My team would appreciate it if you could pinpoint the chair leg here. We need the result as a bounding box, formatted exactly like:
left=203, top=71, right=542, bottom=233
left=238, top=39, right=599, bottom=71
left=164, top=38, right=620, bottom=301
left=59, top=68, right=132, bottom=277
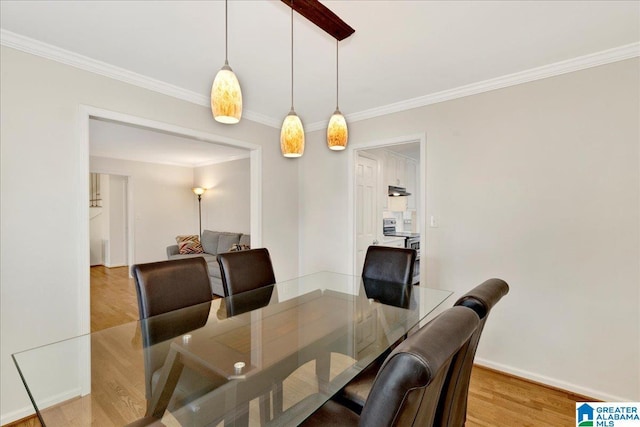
left=273, top=382, right=283, bottom=417
left=315, top=353, right=331, bottom=393
left=258, top=393, right=271, bottom=425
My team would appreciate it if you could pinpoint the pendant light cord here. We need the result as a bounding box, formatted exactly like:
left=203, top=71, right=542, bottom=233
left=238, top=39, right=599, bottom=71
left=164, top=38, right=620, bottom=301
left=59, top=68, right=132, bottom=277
left=225, top=0, right=229, bottom=64
left=336, top=39, right=339, bottom=110
left=290, top=3, right=294, bottom=110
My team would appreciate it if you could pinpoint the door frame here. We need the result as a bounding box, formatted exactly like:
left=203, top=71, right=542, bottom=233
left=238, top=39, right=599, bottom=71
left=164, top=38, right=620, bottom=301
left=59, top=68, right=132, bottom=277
left=355, top=152, right=382, bottom=276
left=347, top=133, right=427, bottom=276
left=78, top=105, right=263, bottom=337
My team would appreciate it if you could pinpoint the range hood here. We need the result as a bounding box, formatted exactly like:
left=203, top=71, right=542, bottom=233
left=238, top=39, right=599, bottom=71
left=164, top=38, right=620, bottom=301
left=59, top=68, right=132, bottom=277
left=388, top=185, right=411, bottom=197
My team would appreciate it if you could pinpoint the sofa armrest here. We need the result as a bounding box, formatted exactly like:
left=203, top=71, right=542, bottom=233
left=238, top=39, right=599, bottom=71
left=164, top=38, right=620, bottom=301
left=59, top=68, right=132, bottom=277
left=166, top=245, right=179, bottom=258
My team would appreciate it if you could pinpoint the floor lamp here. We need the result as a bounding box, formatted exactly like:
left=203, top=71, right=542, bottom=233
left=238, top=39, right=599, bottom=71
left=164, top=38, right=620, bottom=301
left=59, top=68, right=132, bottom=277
left=192, top=187, right=206, bottom=238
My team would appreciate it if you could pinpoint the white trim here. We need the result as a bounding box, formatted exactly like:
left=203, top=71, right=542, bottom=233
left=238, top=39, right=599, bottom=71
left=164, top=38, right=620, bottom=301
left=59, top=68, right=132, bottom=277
left=125, top=176, right=135, bottom=273
left=307, top=42, right=640, bottom=129
left=103, top=263, right=128, bottom=269
left=475, top=358, right=633, bottom=402
left=0, top=29, right=280, bottom=129
left=249, top=148, right=263, bottom=248
left=78, top=107, right=91, bottom=335
left=3, top=29, right=637, bottom=130
left=347, top=133, right=427, bottom=275
left=0, top=387, right=82, bottom=425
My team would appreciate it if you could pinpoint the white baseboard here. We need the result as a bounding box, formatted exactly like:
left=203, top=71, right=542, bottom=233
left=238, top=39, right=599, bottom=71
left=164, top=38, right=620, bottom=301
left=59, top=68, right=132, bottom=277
left=1, top=405, right=36, bottom=426
left=0, top=387, right=81, bottom=425
left=104, top=263, right=127, bottom=268
left=475, top=357, right=632, bottom=402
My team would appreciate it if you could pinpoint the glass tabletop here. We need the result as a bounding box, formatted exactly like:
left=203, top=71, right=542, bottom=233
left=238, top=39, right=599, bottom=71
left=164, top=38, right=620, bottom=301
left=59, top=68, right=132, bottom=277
left=13, top=271, right=452, bottom=426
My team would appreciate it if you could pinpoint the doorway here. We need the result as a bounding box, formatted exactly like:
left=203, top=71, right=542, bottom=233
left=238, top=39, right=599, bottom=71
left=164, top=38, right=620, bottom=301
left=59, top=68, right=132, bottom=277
left=350, top=134, right=425, bottom=279
left=78, top=105, right=263, bottom=335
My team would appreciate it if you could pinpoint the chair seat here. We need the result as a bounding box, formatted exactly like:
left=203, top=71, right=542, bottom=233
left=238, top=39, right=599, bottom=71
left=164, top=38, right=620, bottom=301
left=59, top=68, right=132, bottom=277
left=336, top=359, right=380, bottom=412
left=300, top=400, right=361, bottom=426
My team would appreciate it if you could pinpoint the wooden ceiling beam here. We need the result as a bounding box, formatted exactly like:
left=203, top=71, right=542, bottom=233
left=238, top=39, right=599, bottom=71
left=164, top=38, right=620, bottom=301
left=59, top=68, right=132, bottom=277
left=281, top=0, right=355, bottom=41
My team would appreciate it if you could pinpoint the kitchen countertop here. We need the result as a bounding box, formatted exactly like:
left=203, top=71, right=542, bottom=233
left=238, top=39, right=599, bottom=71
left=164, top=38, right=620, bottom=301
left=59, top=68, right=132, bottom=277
left=383, top=232, right=420, bottom=238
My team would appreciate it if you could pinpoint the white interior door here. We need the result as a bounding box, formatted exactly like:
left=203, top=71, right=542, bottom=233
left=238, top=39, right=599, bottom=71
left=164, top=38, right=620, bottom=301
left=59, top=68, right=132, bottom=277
left=356, top=155, right=379, bottom=275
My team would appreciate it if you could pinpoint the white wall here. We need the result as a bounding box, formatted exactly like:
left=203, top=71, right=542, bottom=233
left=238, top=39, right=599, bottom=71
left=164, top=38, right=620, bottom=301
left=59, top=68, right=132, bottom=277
left=194, top=158, right=251, bottom=235
left=299, top=59, right=640, bottom=401
left=0, top=46, right=299, bottom=423
left=107, top=174, right=127, bottom=267
left=91, top=156, right=195, bottom=264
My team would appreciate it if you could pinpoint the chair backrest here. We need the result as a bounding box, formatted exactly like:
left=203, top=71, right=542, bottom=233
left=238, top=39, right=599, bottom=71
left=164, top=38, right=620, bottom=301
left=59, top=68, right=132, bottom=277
left=217, top=248, right=276, bottom=297
left=362, top=245, right=416, bottom=285
left=132, top=257, right=212, bottom=319
left=435, top=278, right=510, bottom=427
left=363, top=277, right=414, bottom=309
left=131, top=257, right=213, bottom=401
left=359, top=306, right=479, bottom=427
left=220, top=285, right=276, bottom=318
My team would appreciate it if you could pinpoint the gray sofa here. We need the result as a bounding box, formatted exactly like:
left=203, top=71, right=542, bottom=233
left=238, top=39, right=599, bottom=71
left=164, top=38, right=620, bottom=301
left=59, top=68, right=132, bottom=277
left=166, top=230, right=250, bottom=297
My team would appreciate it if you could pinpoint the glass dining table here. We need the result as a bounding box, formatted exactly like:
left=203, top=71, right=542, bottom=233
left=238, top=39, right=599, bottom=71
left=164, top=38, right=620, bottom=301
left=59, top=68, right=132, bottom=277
left=13, top=271, right=452, bottom=426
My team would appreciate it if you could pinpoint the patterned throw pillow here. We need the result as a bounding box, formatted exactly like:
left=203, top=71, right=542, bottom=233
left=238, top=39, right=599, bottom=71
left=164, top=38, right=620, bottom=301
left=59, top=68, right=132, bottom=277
left=176, top=235, right=204, bottom=254
left=229, top=243, right=251, bottom=252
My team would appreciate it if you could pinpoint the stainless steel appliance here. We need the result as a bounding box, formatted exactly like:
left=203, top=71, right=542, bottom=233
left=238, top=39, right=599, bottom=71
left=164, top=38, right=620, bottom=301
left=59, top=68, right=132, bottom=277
left=388, top=186, right=411, bottom=197
left=382, top=218, right=420, bottom=284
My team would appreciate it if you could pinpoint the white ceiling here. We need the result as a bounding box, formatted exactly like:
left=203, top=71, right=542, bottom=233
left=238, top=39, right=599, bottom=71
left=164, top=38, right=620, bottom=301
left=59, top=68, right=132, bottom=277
left=1, top=1, right=639, bottom=131
left=90, top=119, right=249, bottom=167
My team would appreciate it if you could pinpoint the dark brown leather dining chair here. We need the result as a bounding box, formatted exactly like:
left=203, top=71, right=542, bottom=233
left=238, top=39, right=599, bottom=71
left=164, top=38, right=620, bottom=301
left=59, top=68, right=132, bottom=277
left=132, top=257, right=212, bottom=319
left=217, top=248, right=276, bottom=297
left=333, top=245, right=418, bottom=413
left=131, top=258, right=222, bottom=417
left=216, top=247, right=280, bottom=421
left=300, top=306, right=479, bottom=427
left=362, top=245, right=416, bottom=285
left=435, top=278, right=510, bottom=427
left=336, top=277, right=510, bottom=422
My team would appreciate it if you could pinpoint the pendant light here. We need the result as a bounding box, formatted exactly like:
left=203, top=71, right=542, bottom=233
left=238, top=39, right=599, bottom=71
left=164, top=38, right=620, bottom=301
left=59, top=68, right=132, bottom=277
left=211, top=0, right=242, bottom=124
left=280, top=1, right=305, bottom=158
left=327, top=39, right=348, bottom=150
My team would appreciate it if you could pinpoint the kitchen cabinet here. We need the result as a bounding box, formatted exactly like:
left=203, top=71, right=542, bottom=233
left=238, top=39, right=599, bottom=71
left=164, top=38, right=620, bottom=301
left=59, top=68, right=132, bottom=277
left=386, top=154, right=406, bottom=187
left=382, top=152, right=417, bottom=212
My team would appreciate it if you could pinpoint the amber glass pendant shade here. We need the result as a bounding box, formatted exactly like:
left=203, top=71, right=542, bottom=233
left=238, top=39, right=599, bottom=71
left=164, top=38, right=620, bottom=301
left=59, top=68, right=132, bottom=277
left=211, top=63, right=242, bottom=124
left=327, top=109, right=348, bottom=150
left=280, top=110, right=305, bottom=158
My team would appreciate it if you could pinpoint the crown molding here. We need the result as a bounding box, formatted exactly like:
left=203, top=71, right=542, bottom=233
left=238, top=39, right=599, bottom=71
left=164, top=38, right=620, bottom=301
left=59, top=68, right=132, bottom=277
left=3, top=29, right=638, bottom=131
left=342, top=42, right=640, bottom=124
left=0, top=29, right=281, bottom=129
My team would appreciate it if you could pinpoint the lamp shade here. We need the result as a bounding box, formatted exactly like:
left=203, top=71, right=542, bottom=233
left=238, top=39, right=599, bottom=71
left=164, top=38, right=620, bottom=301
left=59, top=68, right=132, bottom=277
left=280, top=111, right=305, bottom=158
left=192, top=187, right=206, bottom=196
left=327, top=109, right=348, bottom=150
left=211, top=64, right=242, bottom=124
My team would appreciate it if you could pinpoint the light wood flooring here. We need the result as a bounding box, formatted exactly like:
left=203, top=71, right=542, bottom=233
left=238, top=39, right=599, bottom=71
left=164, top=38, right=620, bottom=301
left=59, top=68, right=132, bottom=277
left=6, top=265, right=590, bottom=427
left=90, top=265, right=139, bottom=332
